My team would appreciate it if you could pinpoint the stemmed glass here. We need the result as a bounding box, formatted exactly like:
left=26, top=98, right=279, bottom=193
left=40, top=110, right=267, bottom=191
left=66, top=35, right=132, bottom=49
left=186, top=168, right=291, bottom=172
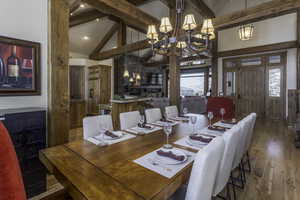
left=163, top=124, right=173, bottom=149
left=183, top=107, right=188, bottom=116
left=140, top=114, right=145, bottom=125
left=190, top=116, right=197, bottom=134
left=220, top=108, right=226, bottom=121
left=208, top=112, right=214, bottom=127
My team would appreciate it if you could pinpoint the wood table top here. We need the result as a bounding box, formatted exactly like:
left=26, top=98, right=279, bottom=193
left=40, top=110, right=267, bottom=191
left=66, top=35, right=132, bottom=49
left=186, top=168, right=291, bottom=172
left=40, top=114, right=209, bottom=200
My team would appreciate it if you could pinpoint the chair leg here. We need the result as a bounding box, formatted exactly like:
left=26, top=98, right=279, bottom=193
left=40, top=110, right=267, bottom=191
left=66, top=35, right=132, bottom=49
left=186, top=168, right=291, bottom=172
left=230, top=165, right=245, bottom=190
left=230, top=175, right=237, bottom=200
left=226, top=184, right=232, bottom=200
left=240, top=163, right=247, bottom=184
left=242, top=151, right=252, bottom=173
left=246, top=151, right=252, bottom=173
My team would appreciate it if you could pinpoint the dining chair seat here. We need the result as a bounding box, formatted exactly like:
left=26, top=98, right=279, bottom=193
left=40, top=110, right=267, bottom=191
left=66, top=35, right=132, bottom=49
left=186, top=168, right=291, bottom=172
left=0, top=122, right=27, bottom=200
left=145, top=108, right=162, bottom=123
left=170, top=137, right=225, bottom=200
left=83, top=115, right=114, bottom=140
left=165, top=105, right=179, bottom=119
left=120, top=111, right=141, bottom=130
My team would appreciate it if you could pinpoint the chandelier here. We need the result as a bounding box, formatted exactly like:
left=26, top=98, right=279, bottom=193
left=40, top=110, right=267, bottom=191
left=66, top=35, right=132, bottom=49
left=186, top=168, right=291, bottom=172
left=146, top=0, right=215, bottom=57
left=238, top=0, right=254, bottom=41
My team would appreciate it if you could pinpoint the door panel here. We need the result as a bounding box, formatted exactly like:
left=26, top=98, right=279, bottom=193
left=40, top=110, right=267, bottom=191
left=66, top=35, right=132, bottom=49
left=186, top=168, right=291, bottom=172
left=237, top=66, right=265, bottom=117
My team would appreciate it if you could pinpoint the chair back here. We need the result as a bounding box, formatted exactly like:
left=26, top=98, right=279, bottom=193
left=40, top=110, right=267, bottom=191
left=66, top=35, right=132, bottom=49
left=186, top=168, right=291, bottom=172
left=120, top=111, right=141, bottom=130
left=213, top=125, right=241, bottom=196
left=232, top=115, right=252, bottom=169
left=145, top=108, right=162, bottom=123
left=165, top=105, right=179, bottom=118
left=207, top=97, right=234, bottom=119
left=83, top=115, right=113, bottom=139
left=185, top=137, right=225, bottom=200
left=0, top=122, right=27, bottom=200
left=244, top=113, right=257, bottom=153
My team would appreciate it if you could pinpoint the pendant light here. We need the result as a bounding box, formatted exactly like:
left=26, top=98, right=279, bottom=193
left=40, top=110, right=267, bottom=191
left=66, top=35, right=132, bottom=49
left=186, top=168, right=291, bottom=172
left=238, top=0, right=254, bottom=41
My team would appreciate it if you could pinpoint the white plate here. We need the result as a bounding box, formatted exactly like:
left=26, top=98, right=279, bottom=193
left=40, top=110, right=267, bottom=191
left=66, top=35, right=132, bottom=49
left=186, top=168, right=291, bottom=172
left=100, top=131, right=123, bottom=140
left=154, top=149, right=187, bottom=165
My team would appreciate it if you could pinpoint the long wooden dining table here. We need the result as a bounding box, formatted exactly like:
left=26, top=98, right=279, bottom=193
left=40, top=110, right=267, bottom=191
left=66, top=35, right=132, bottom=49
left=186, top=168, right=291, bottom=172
left=39, top=114, right=209, bottom=200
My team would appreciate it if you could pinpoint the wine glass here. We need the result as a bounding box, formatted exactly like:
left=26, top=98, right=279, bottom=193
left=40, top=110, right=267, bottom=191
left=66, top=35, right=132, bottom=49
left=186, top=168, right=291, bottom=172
left=190, top=116, right=197, bottom=134
left=183, top=107, right=188, bottom=117
left=163, top=124, right=173, bottom=149
left=140, top=114, right=145, bottom=124
left=208, top=112, right=214, bottom=127
left=220, top=108, right=226, bottom=121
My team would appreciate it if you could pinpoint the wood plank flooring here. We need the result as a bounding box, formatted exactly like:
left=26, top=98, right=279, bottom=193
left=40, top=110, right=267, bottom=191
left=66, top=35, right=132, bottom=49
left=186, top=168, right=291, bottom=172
left=37, top=119, right=299, bottom=200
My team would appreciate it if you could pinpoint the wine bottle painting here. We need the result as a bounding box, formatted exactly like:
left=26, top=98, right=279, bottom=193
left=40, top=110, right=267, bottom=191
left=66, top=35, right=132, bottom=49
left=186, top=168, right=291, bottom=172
left=0, top=36, right=40, bottom=96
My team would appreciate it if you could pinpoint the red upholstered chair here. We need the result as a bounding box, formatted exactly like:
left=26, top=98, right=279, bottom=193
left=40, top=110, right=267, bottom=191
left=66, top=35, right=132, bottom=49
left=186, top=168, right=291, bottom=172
left=207, top=97, right=235, bottom=119
left=0, top=122, right=26, bottom=200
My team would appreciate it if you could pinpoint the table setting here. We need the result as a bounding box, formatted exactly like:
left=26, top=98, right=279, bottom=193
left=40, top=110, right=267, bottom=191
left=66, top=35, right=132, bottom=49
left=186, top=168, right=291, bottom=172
left=86, top=129, right=136, bottom=146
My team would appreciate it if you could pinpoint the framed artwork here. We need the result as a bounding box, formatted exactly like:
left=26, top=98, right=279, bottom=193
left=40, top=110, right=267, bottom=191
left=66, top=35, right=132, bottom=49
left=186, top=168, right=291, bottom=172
left=0, top=36, right=41, bottom=96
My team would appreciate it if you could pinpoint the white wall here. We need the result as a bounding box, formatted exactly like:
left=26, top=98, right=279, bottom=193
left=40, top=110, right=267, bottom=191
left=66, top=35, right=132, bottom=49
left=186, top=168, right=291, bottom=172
left=217, top=13, right=298, bottom=118
left=0, top=0, right=48, bottom=109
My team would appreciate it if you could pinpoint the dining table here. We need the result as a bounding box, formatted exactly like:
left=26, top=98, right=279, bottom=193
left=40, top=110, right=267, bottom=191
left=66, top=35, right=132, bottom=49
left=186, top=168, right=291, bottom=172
left=39, top=114, right=212, bottom=200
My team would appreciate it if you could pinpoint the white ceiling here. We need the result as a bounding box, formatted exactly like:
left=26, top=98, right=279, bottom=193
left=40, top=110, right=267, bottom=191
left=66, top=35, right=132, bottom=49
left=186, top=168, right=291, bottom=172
left=69, top=0, right=272, bottom=57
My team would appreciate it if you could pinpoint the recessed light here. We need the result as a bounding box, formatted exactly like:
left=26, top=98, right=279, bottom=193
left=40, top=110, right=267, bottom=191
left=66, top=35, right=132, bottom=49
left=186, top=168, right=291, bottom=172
left=82, top=36, right=90, bottom=40
left=80, top=3, right=85, bottom=8
left=70, top=12, right=73, bottom=16
left=96, top=18, right=100, bottom=22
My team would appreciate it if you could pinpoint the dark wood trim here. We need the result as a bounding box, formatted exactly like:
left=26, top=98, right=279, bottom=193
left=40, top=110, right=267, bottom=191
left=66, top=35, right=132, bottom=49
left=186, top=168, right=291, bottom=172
left=70, top=9, right=106, bottom=28
left=211, top=0, right=300, bottom=30
left=90, top=39, right=150, bottom=60
left=82, top=0, right=159, bottom=33
left=48, top=0, right=70, bottom=146
left=70, top=0, right=81, bottom=14
left=218, top=41, right=298, bottom=58
left=90, top=23, right=119, bottom=57
left=186, top=0, right=215, bottom=18
left=211, top=31, right=218, bottom=96
left=297, top=9, right=300, bottom=90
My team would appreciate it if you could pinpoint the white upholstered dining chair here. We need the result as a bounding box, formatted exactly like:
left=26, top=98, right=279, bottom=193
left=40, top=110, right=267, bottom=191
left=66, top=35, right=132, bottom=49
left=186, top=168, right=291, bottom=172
left=170, top=137, right=225, bottom=200
left=165, top=105, right=179, bottom=119
left=145, top=108, right=162, bottom=123
left=213, top=125, right=241, bottom=198
left=83, top=115, right=113, bottom=140
left=119, top=111, right=141, bottom=130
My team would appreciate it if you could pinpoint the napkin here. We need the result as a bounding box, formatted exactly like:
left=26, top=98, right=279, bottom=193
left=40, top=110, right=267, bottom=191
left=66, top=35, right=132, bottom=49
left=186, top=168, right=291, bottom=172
left=208, top=126, right=226, bottom=132
left=104, top=130, right=121, bottom=138
left=221, top=120, right=237, bottom=125
left=156, top=150, right=185, bottom=161
left=189, top=134, right=213, bottom=143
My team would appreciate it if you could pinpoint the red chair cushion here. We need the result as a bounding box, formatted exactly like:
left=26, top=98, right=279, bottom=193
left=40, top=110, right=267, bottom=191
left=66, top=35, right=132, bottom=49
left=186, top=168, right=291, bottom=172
left=0, top=122, right=26, bottom=200
left=207, top=97, right=235, bottom=119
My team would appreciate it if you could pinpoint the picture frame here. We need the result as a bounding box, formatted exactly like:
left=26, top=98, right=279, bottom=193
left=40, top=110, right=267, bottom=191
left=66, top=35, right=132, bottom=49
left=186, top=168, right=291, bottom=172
left=0, top=36, right=41, bottom=96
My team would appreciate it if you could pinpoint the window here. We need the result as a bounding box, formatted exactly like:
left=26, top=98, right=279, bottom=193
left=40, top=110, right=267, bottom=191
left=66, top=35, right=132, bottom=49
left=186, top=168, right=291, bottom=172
left=268, top=68, right=281, bottom=97
left=225, top=71, right=236, bottom=96
left=180, top=73, right=205, bottom=96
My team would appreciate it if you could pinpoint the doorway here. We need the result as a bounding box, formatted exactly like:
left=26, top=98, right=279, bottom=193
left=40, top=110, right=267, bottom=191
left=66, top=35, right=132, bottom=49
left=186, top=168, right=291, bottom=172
left=223, top=52, right=286, bottom=120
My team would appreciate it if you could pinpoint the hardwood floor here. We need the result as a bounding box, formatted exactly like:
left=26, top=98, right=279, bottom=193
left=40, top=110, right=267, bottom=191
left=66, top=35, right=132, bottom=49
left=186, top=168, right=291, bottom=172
left=39, top=119, right=299, bottom=200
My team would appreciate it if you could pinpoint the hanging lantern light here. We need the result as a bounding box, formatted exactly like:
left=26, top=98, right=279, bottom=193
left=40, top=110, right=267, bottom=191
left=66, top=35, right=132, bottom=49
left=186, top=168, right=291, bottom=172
left=238, top=24, right=254, bottom=41
left=123, top=69, right=129, bottom=78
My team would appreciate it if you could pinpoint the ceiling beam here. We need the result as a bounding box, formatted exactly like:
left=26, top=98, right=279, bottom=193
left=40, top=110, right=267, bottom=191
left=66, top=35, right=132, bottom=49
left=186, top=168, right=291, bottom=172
left=186, top=0, right=215, bottom=18
left=90, top=23, right=120, bottom=57
left=212, top=0, right=300, bottom=30
left=70, top=0, right=81, bottom=13
left=158, top=0, right=176, bottom=8
left=70, top=9, right=106, bottom=27
left=82, top=0, right=160, bottom=32
left=89, top=39, right=151, bottom=60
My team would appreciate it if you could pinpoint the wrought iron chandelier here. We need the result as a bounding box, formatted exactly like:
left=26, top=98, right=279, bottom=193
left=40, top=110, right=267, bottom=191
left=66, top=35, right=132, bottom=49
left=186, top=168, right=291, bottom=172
left=238, top=0, right=254, bottom=41
left=146, top=0, right=215, bottom=57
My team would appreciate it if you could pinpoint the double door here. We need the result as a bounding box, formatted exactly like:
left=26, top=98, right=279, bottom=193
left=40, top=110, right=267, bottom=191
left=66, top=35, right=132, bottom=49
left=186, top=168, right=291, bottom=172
left=223, top=52, right=286, bottom=120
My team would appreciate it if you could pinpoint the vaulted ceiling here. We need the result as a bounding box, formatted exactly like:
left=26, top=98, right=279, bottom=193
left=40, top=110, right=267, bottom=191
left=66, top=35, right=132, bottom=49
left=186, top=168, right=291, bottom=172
left=69, top=0, right=272, bottom=58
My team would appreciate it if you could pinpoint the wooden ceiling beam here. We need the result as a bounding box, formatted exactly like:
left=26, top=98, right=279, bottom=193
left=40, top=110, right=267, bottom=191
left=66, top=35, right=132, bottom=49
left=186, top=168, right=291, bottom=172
left=70, top=0, right=82, bottom=13
left=70, top=9, right=106, bottom=27
left=212, top=0, right=300, bottom=30
left=82, top=0, right=160, bottom=32
left=186, top=0, right=215, bottom=18
left=158, top=0, right=176, bottom=8
left=90, top=23, right=120, bottom=57
left=89, top=39, right=150, bottom=60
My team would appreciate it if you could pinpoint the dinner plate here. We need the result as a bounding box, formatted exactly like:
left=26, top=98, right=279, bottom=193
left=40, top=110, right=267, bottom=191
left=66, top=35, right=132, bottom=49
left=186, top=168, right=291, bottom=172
left=99, top=131, right=124, bottom=140
left=153, top=149, right=187, bottom=165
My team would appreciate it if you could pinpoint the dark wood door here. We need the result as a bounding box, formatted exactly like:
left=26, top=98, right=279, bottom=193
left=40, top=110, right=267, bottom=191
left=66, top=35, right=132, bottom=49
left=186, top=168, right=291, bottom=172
left=237, top=65, right=265, bottom=117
